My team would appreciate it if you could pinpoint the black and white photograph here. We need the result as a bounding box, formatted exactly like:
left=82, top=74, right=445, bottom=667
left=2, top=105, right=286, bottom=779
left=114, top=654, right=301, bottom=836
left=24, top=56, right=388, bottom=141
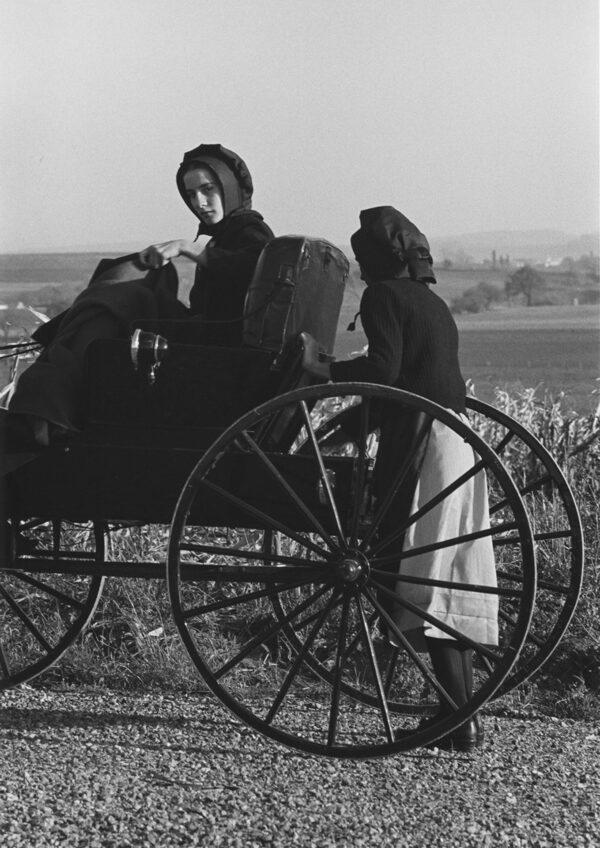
left=1, top=1, right=598, bottom=845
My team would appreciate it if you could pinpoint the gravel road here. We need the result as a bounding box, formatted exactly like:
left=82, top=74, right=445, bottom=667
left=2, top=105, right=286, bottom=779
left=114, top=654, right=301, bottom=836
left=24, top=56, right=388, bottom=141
left=1, top=685, right=598, bottom=847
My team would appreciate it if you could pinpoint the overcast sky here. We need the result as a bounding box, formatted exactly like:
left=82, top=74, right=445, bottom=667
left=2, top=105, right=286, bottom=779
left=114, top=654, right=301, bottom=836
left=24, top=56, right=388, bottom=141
left=1, top=0, right=598, bottom=252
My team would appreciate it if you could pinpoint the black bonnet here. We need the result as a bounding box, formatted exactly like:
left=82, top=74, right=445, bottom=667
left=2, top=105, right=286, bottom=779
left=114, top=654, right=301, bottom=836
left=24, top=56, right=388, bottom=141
left=176, top=144, right=254, bottom=222
left=351, top=206, right=436, bottom=284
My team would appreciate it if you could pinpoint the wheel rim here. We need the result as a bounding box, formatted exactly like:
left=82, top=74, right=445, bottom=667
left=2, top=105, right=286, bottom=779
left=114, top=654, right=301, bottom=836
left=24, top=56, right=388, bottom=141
left=168, top=384, right=536, bottom=757
left=466, top=397, right=584, bottom=695
left=0, top=519, right=105, bottom=689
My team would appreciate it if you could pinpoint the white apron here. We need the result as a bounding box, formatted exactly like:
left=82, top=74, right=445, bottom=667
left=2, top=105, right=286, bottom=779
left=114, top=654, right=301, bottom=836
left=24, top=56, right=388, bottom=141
left=391, top=414, right=499, bottom=649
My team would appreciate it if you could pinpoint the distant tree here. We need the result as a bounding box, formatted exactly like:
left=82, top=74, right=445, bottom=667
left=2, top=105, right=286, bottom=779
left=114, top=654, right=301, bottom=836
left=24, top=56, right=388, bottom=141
left=453, top=248, right=474, bottom=268
left=450, top=281, right=503, bottom=314
left=33, top=285, right=72, bottom=318
left=505, top=265, right=547, bottom=306
left=0, top=306, right=39, bottom=343
left=575, top=253, right=600, bottom=284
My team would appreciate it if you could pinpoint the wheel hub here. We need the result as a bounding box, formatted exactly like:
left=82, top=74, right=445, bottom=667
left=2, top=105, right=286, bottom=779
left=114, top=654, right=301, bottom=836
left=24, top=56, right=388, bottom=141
left=335, top=551, right=370, bottom=585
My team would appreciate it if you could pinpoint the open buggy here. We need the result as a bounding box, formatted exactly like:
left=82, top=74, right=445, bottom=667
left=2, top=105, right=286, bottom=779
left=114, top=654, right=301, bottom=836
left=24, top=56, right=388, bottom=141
left=1, top=236, right=584, bottom=757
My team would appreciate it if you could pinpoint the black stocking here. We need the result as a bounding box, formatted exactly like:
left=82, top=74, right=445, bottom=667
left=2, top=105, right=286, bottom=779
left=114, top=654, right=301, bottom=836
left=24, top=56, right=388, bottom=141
left=426, top=637, right=473, bottom=712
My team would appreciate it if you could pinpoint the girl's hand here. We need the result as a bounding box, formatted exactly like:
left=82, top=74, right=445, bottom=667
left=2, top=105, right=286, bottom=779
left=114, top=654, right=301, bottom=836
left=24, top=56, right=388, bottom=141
left=301, top=332, right=331, bottom=380
left=138, top=239, right=206, bottom=269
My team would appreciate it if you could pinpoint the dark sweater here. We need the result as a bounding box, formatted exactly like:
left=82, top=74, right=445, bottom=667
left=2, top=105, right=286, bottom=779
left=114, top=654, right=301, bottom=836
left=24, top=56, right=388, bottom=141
left=330, top=277, right=466, bottom=413
left=189, top=209, right=274, bottom=345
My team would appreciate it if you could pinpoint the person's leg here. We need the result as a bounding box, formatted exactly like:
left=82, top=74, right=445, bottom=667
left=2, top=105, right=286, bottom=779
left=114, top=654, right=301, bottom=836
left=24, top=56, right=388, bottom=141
left=424, top=636, right=484, bottom=751
left=7, top=260, right=181, bottom=447
left=8, top=310, right=124, bottom=444
left=426, top=637, right=471, bottom=708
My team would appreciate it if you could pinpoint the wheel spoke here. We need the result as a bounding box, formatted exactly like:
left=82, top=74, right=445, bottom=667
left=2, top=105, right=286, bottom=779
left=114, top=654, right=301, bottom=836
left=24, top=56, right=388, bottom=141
left=340, top=607, right=379, bottom=666
left=182, top=578, right=316, bottom=620
left=291, top=592, right=345, bottom=632
left=264, top=590, right=342, bottom=725
left=370, top=568, right=523, bottom=599
left=518, top=472, right=553, bottom=498
left=180, top=562, right=326, bottom=584
left=355, top=594, right=394, bottom=743
left=363, top=588, right=459, bottom=711
left=498, top=607, right=547, bottom=648
left=372, top=520, right=518, bottom=568
left=0, top=642, right=11, bottom=678
left=179, top=541, right=326, bottom=569
left=348, top=399, right=372, bottom=548
left=299, top=401, right=346, bottom=544
left=368, top=458, right=488, bottom=557
left=475, top=651, right=495, bottom=675
left=383, top=645, right=400, bottom=697
left=0, top=585, right=53, bottom=653
left=213, top=583, right=334, bottom=680
left=492, top=429, right=517, bottom=455
left=327, top=592, right=351, bottom=748
left=193, top=478, right=330, bottom=560
left=235, top=430, right=341, bottom=552
left=361, top=416, right=431, bottom=550
left=496, top=570, right=571, bottom=595
left=490, top=472, right=554, bottom=515
left=532, top=529, right=573, bottom=542
left=369, top=578, right=502, bottom=662
left=493, top=534, right=532, bottom=547
left=8, top=571, right=85, bottom=609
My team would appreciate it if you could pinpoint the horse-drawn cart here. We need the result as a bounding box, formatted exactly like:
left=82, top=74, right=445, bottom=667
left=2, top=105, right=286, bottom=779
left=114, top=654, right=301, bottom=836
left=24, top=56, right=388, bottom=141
left=1, top=237, right=584, bottom=757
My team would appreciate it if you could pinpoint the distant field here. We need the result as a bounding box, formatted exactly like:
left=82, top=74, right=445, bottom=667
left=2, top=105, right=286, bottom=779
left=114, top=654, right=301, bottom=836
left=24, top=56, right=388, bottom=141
left=433, top=267, right=509, bottom=302
left=1, top=253, right=598, bottom=415
left=335, top=301, right=599, bottom=415
left=0, top=252, right=197, bottom=306
left=0, top=255, right=535, bottom=307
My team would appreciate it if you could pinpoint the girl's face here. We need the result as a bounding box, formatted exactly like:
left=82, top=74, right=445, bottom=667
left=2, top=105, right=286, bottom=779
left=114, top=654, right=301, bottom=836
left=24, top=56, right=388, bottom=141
left=183, top=167, right=225, bottom=224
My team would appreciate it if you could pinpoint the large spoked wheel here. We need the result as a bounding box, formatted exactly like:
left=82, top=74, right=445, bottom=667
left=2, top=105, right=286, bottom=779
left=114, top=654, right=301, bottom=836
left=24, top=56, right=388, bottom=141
left=294, top=395, right=584, bottom=698
left=465, top=398, right=584, bottom=696
left=0, top=518, right=105, bottom=689
left=168, top=384, right=536, bottom=758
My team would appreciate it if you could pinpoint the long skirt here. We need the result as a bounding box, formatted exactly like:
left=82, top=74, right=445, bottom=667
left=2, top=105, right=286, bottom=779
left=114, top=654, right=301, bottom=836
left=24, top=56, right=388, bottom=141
left=390, top=414, right=499, bottom=650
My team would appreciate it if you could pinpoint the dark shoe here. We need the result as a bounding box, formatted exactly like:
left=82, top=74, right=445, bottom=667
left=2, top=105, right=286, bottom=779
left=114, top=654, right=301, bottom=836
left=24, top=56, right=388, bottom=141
left=395, top=713, right=484, bottom=752
left=432, top=714, right=484, bottom=752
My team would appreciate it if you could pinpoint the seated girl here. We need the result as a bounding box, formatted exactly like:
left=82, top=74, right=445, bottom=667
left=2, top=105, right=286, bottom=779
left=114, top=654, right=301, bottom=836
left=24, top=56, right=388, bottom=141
left=5, top=143, right=274, bottom=446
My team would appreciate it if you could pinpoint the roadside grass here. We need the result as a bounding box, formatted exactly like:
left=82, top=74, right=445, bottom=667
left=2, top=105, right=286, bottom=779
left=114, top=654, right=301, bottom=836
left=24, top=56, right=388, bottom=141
left=472, top=386, right=600, bottom=719
left=21, top=385, right=600, bottom=721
